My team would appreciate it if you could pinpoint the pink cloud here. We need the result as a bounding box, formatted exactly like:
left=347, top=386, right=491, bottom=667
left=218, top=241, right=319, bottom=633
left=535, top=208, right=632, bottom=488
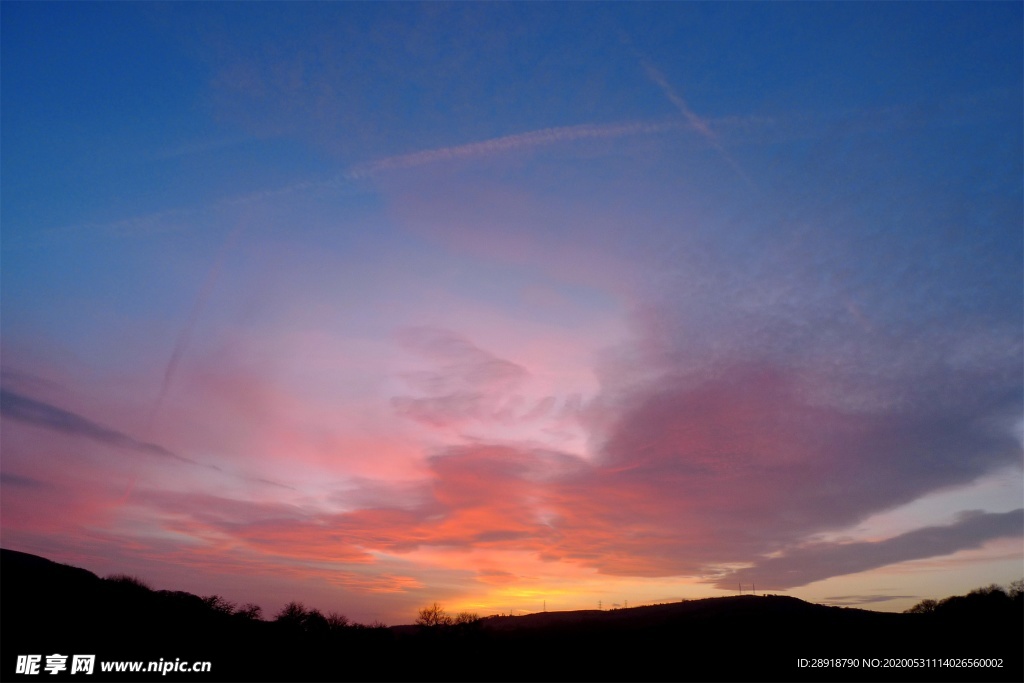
left=4, top=291, right=1018, bottom=623
left=391, top=327, right=530, bottom=429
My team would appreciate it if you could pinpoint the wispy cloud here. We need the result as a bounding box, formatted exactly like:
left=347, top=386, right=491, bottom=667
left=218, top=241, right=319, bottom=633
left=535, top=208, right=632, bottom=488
left=391, top=327, right=530, bottom=429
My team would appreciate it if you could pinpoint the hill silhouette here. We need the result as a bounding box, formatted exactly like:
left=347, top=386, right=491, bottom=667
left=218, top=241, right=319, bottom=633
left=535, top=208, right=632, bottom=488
left=2, top=548, right=1021, bottom=682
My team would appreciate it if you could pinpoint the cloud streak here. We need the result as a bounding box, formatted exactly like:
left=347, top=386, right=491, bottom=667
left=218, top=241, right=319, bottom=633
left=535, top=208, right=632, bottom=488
left=0, top=389, right=197, bottom=466
left=716, top=509, right=1024, bottom=590
left=0, top=472, right=48, bottom=489
left=0, top=388, right=294, bottom=488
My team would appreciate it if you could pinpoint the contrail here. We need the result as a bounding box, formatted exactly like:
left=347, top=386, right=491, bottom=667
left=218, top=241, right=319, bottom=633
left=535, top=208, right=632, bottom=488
left=346, top=119, right=681, bottom=179
left=641, top=60, right=756, bottom=188
left=148, top=222, right=245, bottom=431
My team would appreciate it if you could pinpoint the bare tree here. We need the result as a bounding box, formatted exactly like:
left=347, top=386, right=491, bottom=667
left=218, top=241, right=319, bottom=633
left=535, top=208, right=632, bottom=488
left=415, top=602, right=453, bottom=627
left=326, top=611, right=350, bottom=630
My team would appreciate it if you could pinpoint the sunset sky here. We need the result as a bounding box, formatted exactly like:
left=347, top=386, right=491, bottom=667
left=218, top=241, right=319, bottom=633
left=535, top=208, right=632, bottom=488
left=2, top=2, right=1022, bottom=625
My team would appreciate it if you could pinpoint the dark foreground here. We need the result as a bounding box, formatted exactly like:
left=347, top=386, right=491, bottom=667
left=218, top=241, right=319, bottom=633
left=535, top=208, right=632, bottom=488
left=2, top=549, right=1021, bottom=682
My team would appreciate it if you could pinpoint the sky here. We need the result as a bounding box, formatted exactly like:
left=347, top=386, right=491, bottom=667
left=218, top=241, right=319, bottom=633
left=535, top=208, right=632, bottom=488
left=1, top=2, right=1022, bottom=625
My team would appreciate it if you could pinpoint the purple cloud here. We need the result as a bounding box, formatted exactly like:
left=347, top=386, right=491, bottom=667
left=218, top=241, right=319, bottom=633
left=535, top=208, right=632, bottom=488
left=716, top=509, right=1024, bottom=590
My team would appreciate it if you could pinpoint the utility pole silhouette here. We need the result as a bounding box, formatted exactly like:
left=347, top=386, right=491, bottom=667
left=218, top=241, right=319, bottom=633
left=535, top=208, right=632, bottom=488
left=598, top=600, right=602, bottom=610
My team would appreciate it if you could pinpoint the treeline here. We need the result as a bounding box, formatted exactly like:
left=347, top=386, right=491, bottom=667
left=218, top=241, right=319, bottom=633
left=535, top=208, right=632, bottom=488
left=4, top=549, right=1022, bottom=682
left=905, top=580, right=1023, bottom=617
left=103, top=572, right=388, bottom=631
left=55, top=569, right=392, bottom=632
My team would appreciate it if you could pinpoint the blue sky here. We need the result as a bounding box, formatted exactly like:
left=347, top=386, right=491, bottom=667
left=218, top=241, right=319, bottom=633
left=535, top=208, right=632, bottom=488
left=2, top=2, right=1021, bottom=623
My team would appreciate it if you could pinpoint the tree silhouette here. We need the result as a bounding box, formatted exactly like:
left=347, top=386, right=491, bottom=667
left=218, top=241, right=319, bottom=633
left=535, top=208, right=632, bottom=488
left=105, top=573, right=151, bottom=591
left=275, top=601, right=310, bottom=631
left=904, top=598, right=937, bottom=614
left=904, top=580, right=1023, bottom=617
left=415, top=602, right=453, bottom=627
left=326, top=611, right=349, bottom=630
left=302, top=608, right=331, bottom=636
left=234, top=603, right=263, bottom=620
left=202, top=594, right=236, bottom=614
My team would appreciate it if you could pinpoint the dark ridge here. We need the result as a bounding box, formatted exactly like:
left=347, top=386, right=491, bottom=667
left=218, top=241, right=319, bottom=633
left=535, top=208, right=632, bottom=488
left=2, top=548, right=1021, bottom=682
left=1, top=548, right=101, bottom=585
